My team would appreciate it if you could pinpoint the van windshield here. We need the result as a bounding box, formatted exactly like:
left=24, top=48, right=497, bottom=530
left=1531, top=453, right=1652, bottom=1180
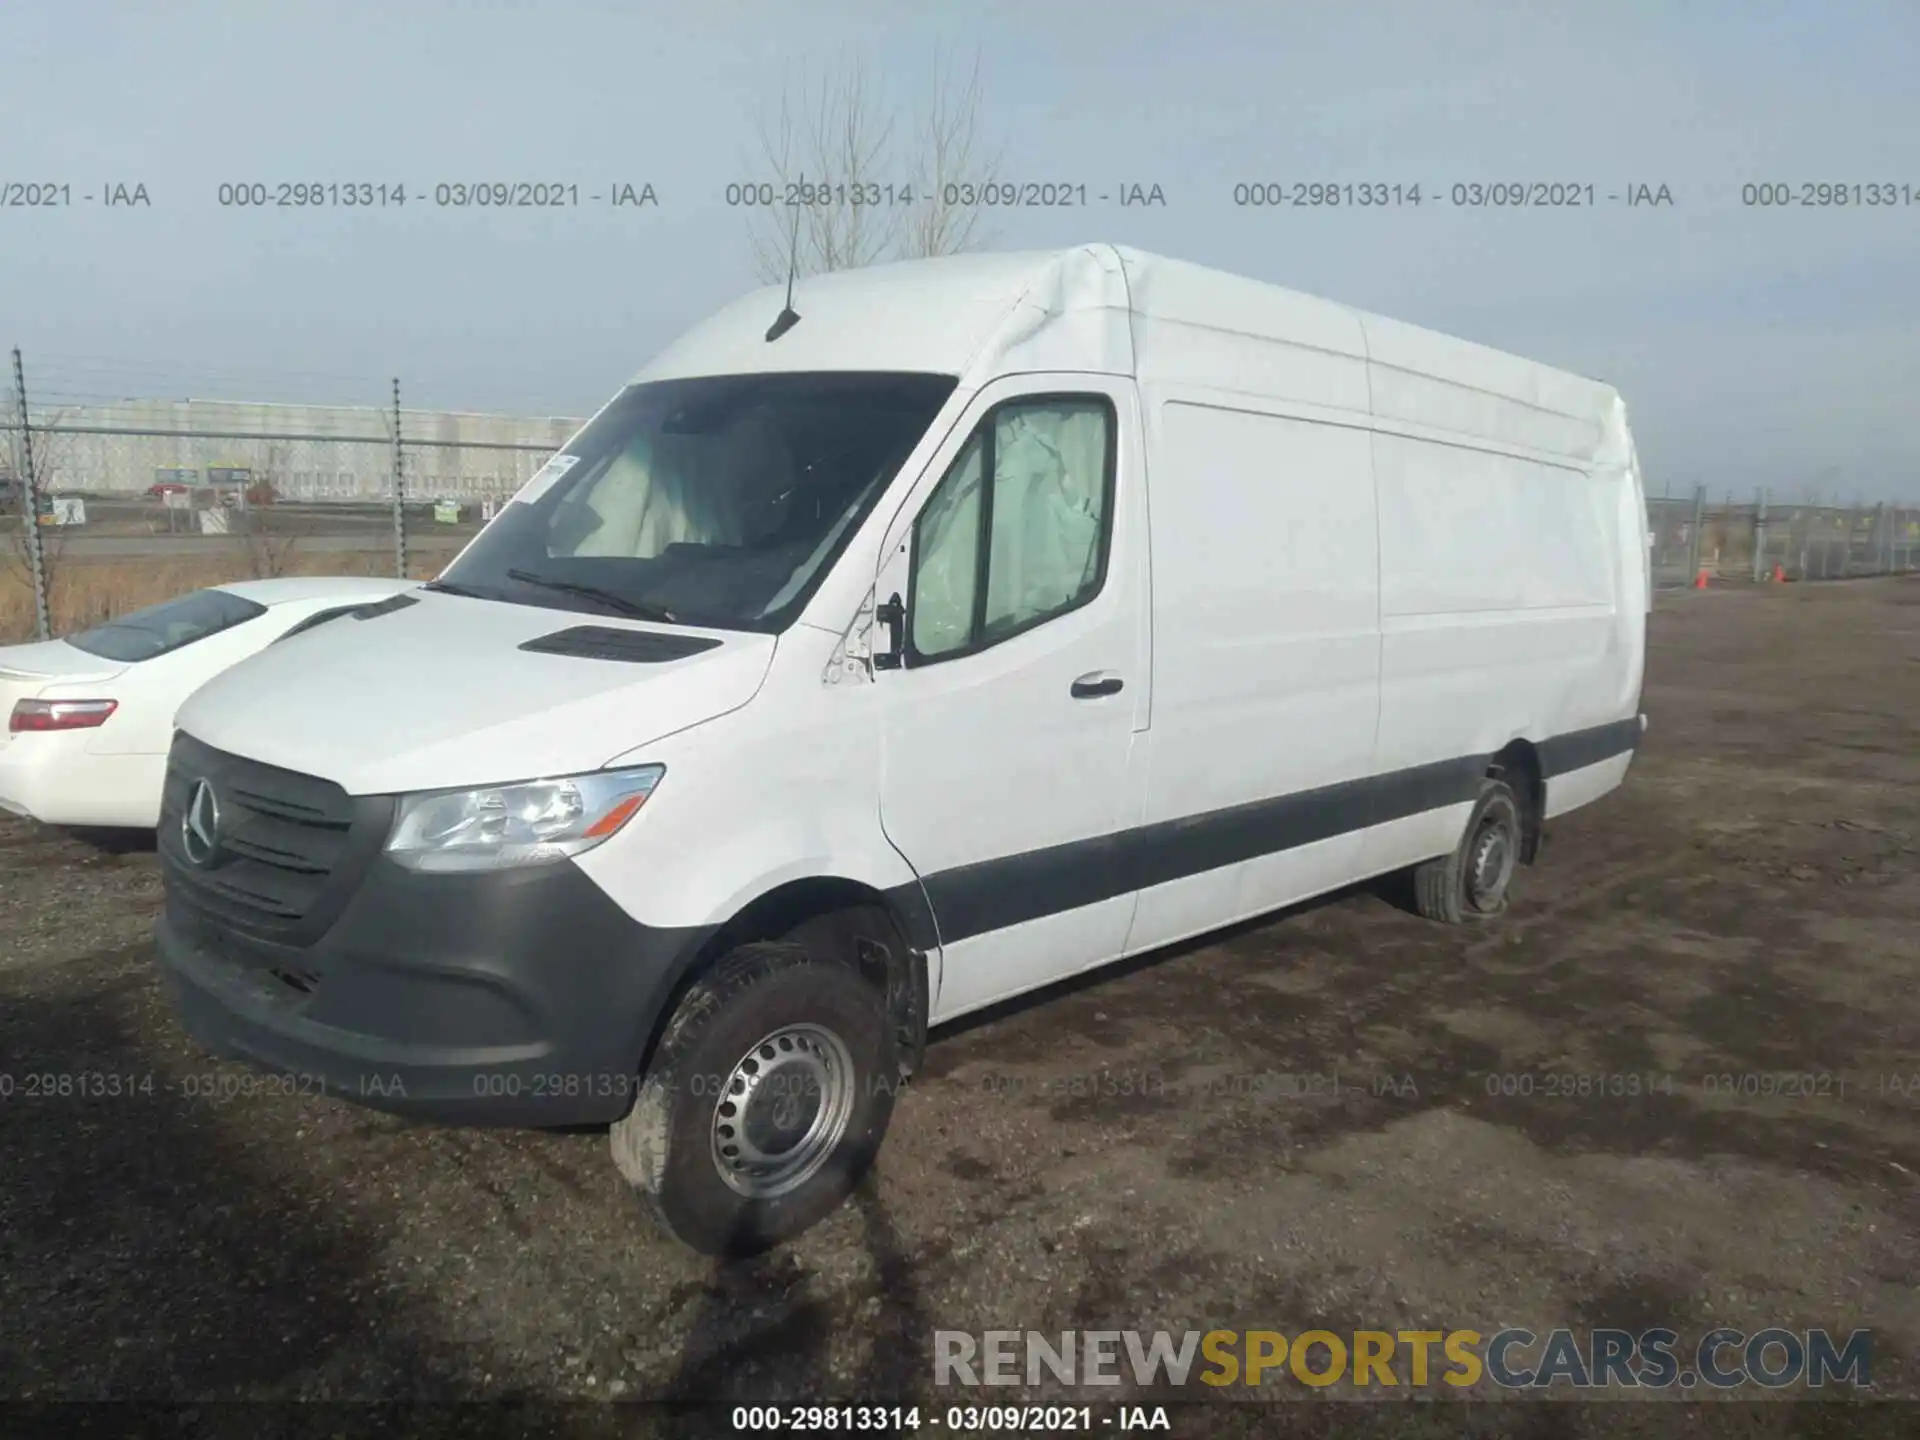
left=433, top=372, right=956, bottom=632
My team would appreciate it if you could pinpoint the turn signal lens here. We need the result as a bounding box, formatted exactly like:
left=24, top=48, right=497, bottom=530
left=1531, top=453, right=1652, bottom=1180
left=9, top=698, right=119, bottom=733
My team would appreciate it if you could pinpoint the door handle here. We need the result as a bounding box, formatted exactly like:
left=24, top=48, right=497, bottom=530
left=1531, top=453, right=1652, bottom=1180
left=1070, top=671, right=1124, bottom=699
left=873, top=591, right=905, bottom=671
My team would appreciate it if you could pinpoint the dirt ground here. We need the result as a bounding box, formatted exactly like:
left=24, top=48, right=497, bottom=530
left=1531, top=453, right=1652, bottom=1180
left=2, top=579, right=1917, bottom=1435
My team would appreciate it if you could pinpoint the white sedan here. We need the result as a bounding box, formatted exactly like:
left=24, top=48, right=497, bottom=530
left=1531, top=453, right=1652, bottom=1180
left=0, top=576, right=418, bottom=829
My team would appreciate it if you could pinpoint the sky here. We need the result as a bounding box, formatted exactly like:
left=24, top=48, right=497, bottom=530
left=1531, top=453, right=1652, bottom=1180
left=4, top=0, right=1918, bottom=502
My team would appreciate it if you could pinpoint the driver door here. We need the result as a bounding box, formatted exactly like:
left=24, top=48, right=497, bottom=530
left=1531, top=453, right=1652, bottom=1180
left=872, top=375, right=1150, bottom=1022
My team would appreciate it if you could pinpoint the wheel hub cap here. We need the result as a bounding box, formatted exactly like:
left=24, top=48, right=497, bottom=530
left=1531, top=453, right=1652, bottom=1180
left=1466, top=815, right=1516, bottom=909
left=710, top=1023, right=856, bottom=1199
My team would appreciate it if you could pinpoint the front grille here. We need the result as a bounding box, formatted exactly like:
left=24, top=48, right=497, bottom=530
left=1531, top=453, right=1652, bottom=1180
left=160, top=733, right=391, bottom=942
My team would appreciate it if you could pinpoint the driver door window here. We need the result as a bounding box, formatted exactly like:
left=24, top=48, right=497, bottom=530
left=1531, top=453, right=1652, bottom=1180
left=907, top=397, right=1115, bottom=664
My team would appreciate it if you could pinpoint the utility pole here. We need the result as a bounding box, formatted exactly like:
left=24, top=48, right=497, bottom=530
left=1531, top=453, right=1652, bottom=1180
left=11, top=348, right=51, bottom=641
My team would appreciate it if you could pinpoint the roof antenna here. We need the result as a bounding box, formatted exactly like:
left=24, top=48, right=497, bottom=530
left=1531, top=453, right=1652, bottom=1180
left=765, top=181, right=804, bottom=343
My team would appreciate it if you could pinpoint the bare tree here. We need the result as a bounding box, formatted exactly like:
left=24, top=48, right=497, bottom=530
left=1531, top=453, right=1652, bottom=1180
left=238, top=441, right=301, bottom=580
left=898, top=55, right=996, bottom=263
left=746, top=49, right=1001, bottom=284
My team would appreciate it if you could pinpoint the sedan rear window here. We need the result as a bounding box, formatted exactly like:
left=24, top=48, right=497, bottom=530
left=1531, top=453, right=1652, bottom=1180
left=65, top=589, right=268, bottom=663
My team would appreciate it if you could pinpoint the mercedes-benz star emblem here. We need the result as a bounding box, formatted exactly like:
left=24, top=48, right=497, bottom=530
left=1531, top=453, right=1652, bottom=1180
left=771, top=1093, right=803, bottom=1132
left=181, top=779, right=221, bottom=866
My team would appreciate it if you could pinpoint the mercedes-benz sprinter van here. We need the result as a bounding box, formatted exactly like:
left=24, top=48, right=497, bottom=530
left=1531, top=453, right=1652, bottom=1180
left=154, top=244, right=1650, bottom=1255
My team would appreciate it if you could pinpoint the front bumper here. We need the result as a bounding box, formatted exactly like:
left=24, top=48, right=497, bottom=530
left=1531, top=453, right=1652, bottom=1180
left=155, top=853, right=714, bottom=1126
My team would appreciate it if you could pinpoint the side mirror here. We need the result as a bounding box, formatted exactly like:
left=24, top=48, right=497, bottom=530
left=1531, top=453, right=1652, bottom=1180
left=873, top=592, right=905, bottom=670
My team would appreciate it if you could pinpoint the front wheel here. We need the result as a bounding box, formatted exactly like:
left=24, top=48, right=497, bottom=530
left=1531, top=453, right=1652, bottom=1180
left=610, top=941, right=898, bottom=1256
left=1414, top=777, right=1523, bottom=924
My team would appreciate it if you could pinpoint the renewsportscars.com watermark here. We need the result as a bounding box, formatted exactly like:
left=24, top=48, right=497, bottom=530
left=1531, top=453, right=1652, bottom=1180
left=935, top=1327, right=1872, bottom=1391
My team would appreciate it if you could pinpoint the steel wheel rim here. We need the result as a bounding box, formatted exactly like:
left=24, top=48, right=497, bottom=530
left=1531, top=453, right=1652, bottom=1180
left=710, top=1022, right=856, bottom=1199
left=1465, top=802, right=1517, bottom=911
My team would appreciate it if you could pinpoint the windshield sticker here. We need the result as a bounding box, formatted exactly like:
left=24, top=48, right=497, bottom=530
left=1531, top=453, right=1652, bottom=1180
left=511, top=453, right=580, bottom=506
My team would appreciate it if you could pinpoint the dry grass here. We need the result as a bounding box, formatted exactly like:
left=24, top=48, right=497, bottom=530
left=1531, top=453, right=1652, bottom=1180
left=0, top=551, right=444, bottom=645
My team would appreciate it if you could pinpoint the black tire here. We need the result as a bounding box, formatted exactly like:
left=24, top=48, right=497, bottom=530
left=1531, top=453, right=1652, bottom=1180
left=1413, top=777, right=1523, bottom=925
left=610, top=940, right=897, bottom=1256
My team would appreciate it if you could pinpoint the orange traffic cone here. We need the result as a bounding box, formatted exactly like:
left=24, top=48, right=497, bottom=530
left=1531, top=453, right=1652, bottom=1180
left=1693, top=567, right=1710, bottom=589
left=1772, top=562, right=1786, bottom=582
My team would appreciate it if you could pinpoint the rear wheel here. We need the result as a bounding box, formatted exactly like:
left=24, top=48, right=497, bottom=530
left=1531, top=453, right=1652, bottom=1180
left=1414, top=777, right=1522, bottom=924
left=610, top=940, right=897, bottom=1256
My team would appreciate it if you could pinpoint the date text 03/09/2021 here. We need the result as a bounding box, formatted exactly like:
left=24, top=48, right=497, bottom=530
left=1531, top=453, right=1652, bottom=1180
left=207, top=182, right=659, bottom=208
left=729, top=1405, right=1168, bottom=1432
left=0, top=1070, right=408, bottom=1103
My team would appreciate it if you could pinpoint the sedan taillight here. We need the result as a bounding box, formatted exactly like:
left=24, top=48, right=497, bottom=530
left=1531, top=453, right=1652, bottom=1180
left=9, top=698, right=119, bottom=733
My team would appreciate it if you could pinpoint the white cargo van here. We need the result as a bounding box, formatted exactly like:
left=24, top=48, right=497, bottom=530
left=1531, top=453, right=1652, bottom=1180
left=156, top=244, right=1649, bottom=1255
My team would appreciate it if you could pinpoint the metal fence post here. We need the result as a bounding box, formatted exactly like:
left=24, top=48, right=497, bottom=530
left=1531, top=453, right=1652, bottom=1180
left=1751, top=486, right=1768, bottom=583
left=10, top=348, right=52, bottom=641
left=390, top=378, right=408, bottom=580
left=1687, top=484, right=1706, bottom=580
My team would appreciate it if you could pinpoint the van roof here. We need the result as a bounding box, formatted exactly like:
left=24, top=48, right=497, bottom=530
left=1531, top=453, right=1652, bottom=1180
left=635, top=244, right=1629, bottom=466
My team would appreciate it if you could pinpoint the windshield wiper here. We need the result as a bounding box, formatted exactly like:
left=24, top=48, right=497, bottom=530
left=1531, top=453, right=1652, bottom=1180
left=422, top=579, right=496, bottom=600
left=505, top=568, right=678, bottom=624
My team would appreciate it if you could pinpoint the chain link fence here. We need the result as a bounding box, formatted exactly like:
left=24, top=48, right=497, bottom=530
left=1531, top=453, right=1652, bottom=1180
left=2, top=352, right=582, bottom=641
left=6, top=349, right=1919, bottom=639
left=1649, top=487, right=1920, bottom=589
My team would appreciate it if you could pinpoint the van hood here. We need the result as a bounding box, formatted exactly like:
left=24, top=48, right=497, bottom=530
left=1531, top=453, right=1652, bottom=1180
left=175, top=590, right=776, bottom=794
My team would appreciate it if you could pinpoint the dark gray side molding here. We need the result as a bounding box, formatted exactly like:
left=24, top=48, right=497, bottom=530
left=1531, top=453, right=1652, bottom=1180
left=886, top=717, right=1642, bottom=948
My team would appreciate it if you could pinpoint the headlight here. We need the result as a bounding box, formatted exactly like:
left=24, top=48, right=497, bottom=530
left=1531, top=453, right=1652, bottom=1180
left=385, top=764, right=664, bottom=872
